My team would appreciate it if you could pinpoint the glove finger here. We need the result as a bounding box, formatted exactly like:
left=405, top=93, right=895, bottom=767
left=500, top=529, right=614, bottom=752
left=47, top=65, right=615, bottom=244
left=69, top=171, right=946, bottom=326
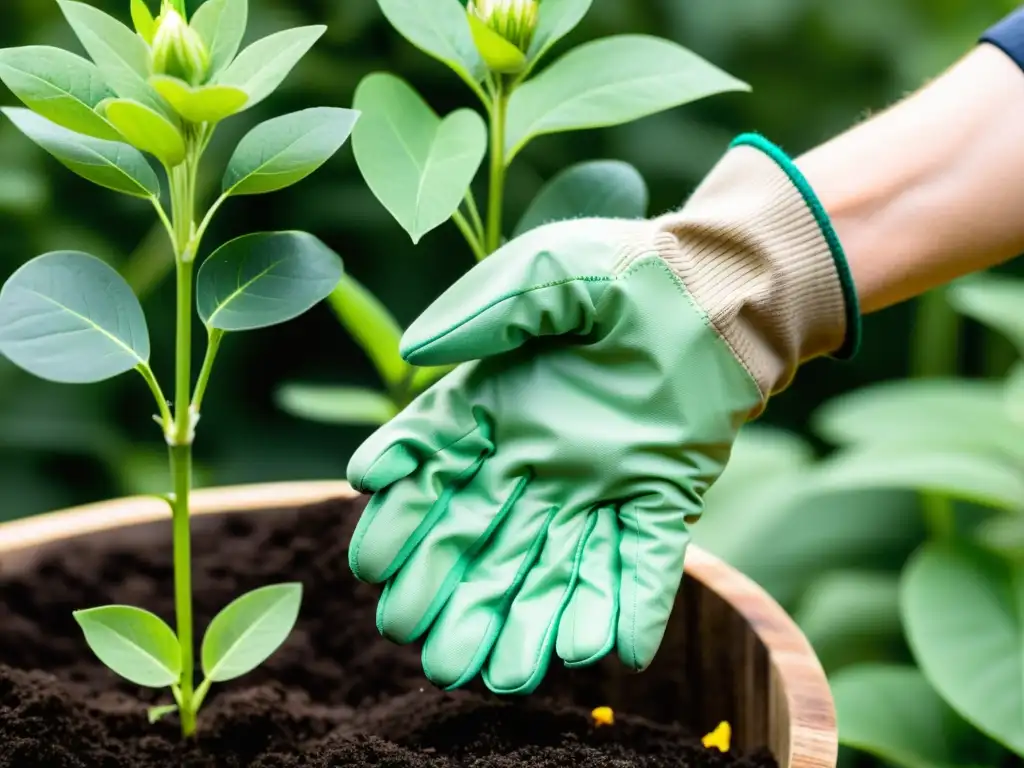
left=557, top=506, right=619, bottom=668
left=617, top=485, right=694, bottom=672
left=419, top=494, right=557, bottom=690
left=348, top=425, right=491, bottom=584
left=347, top=365, right=485, bottom=493
left=482, top=507, right=596, bottom=695
left=375, top=463, right=531, bottom=644
left=400, top=219, right=636, bottom=368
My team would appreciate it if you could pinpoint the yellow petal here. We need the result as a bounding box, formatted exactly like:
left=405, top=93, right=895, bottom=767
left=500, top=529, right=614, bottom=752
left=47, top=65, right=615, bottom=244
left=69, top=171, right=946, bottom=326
left=590, top=706, right=614, bottom=727
left=702, top=721, right=731, bottom=752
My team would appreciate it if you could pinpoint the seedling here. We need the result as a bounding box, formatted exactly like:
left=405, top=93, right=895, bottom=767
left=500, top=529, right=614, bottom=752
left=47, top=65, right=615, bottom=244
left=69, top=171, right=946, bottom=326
left=0, top=0, right=358, bottom=736
left=278, top=0, right=751, bottom=430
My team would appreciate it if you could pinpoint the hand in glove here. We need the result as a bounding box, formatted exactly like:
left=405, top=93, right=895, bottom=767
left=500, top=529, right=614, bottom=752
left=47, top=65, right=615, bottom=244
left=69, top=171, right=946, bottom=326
left=346, top=134, right=860, bottom=694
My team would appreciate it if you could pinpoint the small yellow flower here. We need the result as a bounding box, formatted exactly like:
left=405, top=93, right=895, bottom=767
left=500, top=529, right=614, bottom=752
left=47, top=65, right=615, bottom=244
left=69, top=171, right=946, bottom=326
left=702, top=721, right=731, bottom=752
left=590, top=706, right=614, bottom=727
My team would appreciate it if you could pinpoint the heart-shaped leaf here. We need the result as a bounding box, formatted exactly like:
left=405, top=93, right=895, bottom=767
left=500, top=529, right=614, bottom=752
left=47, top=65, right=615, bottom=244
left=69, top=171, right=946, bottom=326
left=0, top=251, right=151, bottom=384
left=190, top=0, right=249, bottom=77
left=216, top=25, right=325, bottom=111
left=201, top=583, right=302, bottom=682
left=526, top=0, right=593, bottom=68
left=130, top=0, right=157, bottom=44
left=277, top=384, right=398, bottom=426
left=100, top=98, right=186, bottom=168
left=73, top=605, right=181, bottom=688
left=197, top=231, right=344, bottom=331
left=514, top=160, right=648, bottom=237
left=903, top=543, right=1024, bottom=754
left=832, top=664, right=991, bottom=768
left=327, top=273, right=407, bottom=390
left=2, top=108, right=159, bottom=198
left=223, top=107, right=359, bottom=197
left=352, top=73, right=486, bottom=243
left=56, top=0, right=163, bottom=112
left=150, top=76, right=249, bottom=124
left=505, top=35, right=749, bottom=162
left=376, top=0, right=484, bottom=89
left=0, top=46, right=120, bottom=141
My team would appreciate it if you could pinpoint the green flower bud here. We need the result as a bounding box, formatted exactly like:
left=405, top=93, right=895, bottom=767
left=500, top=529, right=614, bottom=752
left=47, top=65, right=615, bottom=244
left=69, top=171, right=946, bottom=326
left=151, top=4, right=209, bottom=86
left=468, top=0, right=539, bottom=56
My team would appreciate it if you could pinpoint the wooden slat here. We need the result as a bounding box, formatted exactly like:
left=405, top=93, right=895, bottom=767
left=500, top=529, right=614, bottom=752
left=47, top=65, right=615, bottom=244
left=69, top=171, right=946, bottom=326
left=0, top=481, right=836, bottom=766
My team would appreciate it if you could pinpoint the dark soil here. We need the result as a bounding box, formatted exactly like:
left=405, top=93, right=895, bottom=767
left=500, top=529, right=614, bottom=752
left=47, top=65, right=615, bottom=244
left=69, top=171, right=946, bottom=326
left=0, top=495, right=778, bottom=767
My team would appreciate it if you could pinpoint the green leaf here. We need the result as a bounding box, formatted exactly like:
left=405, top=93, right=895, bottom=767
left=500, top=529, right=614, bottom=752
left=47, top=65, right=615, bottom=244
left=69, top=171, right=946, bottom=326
left=150, top=76, right=249, bottom=124
left=812, top=379, right=1024, bottom=463
left=99, top=98, right=186, bottom=168
left=0, top=46, right=121, bottom=141
left=375, top=0, right=484, bottom=88
left=504, top=35, right=749, bottom=162
left=327, top=273, right=407, bottom=390
left=216, top=25, right=326, bottom=111
left=147, top=704, right=178, bottom=724
left=467, top=14, right=526, bottom=74
left=526, top=0, right=592, bottom=67
left=794, top=571, right=903, bottom=673
left=56, top=0, right=161, bottom=111
left=190, top=0, right=248, bottom=77
left=0, top=251, right=151, bottom=384
left=276, top=384, right=398, bottom=426
left=1007, top=361, right=1024, bottom=426
left=948, top=274, right=1024, bottom=354
left=808, top=448, right=1024, bottom=511
left=196, top=231, right=344, bottom=332
left=130, top=0, right=156, bottom=44
left=974, top=514, right=1024, bottom=560
left=223, top=107, right=359, bottom=197
left=352, top=73, right=487, bottom=243
left=201, top=583, right=302, bottom=682
left=73, top=605, right=181, bottom=688
left=513, top=159, right=648, bottom=237
left=903, top=543, right=1024, bottom=754
left=832, top=664, right=988, bottom=768
left=2, top=107, right=159, bottom=198
left=692, top=427, right=925, bottom=607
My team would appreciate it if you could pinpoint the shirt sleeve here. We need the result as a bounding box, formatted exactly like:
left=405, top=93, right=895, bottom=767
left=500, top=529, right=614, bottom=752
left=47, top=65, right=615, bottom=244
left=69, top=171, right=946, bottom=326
left=981, top=6, right=1024, bottom=72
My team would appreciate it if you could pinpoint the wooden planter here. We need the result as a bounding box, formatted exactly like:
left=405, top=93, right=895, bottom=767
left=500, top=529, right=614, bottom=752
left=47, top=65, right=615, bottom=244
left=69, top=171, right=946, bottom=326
left=0, top=481, right=837, bottom=767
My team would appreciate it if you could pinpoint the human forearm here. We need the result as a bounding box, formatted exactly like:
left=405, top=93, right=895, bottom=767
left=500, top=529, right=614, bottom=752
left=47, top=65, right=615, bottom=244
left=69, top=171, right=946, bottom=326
left=796, top=43, right=1024, bottom=314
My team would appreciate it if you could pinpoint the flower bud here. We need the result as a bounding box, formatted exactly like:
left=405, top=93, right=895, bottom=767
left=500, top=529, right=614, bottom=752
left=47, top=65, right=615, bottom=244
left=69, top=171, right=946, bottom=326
left=468, top=0, right=539, bottom=56
left=151, top=4, right=209, bottom=86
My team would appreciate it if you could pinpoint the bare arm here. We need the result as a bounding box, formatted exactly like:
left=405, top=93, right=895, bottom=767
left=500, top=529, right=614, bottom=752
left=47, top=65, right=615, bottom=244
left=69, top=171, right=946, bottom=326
left=796, top=44, right=1024, bottom=314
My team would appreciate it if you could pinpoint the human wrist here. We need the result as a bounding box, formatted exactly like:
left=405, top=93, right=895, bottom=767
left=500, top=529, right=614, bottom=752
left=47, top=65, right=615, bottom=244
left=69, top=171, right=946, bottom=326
left=652, top=134, right=859, bottom=398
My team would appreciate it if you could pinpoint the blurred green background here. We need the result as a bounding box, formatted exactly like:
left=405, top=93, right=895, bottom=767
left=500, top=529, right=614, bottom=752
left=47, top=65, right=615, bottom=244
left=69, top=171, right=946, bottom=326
left=0, top=0, right=1016, bottom=519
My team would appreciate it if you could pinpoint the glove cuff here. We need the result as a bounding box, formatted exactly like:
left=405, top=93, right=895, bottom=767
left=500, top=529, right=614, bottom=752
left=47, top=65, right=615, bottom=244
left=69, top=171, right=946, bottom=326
left=652, top=133, right=861, bottom=398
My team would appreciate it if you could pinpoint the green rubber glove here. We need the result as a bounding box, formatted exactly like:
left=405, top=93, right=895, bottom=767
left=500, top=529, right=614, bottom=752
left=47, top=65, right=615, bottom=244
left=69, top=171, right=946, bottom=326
left=346, top=134, right=860, bottom=694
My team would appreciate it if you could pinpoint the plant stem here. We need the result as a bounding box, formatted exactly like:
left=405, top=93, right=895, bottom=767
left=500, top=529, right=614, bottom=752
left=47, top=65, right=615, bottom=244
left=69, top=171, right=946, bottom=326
left=464, top=192, right=485, bottom=243
left=485, top=82, right=509, bottom=254
left=191, top=328, right=224, bottom=414
left=169, top=442, right=196, bottom=736
left=452, top=210, right=487, bottom=261
left=911, top=287, right=960, bottom=540
left=137, top=362, right=172, bottom=431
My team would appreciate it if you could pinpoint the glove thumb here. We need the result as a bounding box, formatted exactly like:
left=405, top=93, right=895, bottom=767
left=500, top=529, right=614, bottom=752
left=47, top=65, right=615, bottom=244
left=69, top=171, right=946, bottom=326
left=401, top=218, right=630, bottom=366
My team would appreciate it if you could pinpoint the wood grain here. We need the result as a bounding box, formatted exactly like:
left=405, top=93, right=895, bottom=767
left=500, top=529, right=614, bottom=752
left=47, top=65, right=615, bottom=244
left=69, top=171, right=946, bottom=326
left=0, top=481, right=837, bottom=767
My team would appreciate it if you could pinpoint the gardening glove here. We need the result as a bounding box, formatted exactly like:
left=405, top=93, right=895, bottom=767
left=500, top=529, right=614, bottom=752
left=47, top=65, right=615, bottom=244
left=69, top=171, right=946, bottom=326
left=345, top=133, right=860, bottom=694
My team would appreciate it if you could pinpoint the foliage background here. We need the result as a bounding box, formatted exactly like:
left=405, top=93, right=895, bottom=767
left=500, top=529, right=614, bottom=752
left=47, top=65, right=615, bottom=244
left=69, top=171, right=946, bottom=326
left=2, top=0, right=1024, bottom=762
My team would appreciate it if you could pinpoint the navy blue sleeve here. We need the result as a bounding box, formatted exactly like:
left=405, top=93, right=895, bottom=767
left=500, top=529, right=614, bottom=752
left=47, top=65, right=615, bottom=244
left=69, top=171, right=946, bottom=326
left=981, top=6, right=1024, bottom=72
